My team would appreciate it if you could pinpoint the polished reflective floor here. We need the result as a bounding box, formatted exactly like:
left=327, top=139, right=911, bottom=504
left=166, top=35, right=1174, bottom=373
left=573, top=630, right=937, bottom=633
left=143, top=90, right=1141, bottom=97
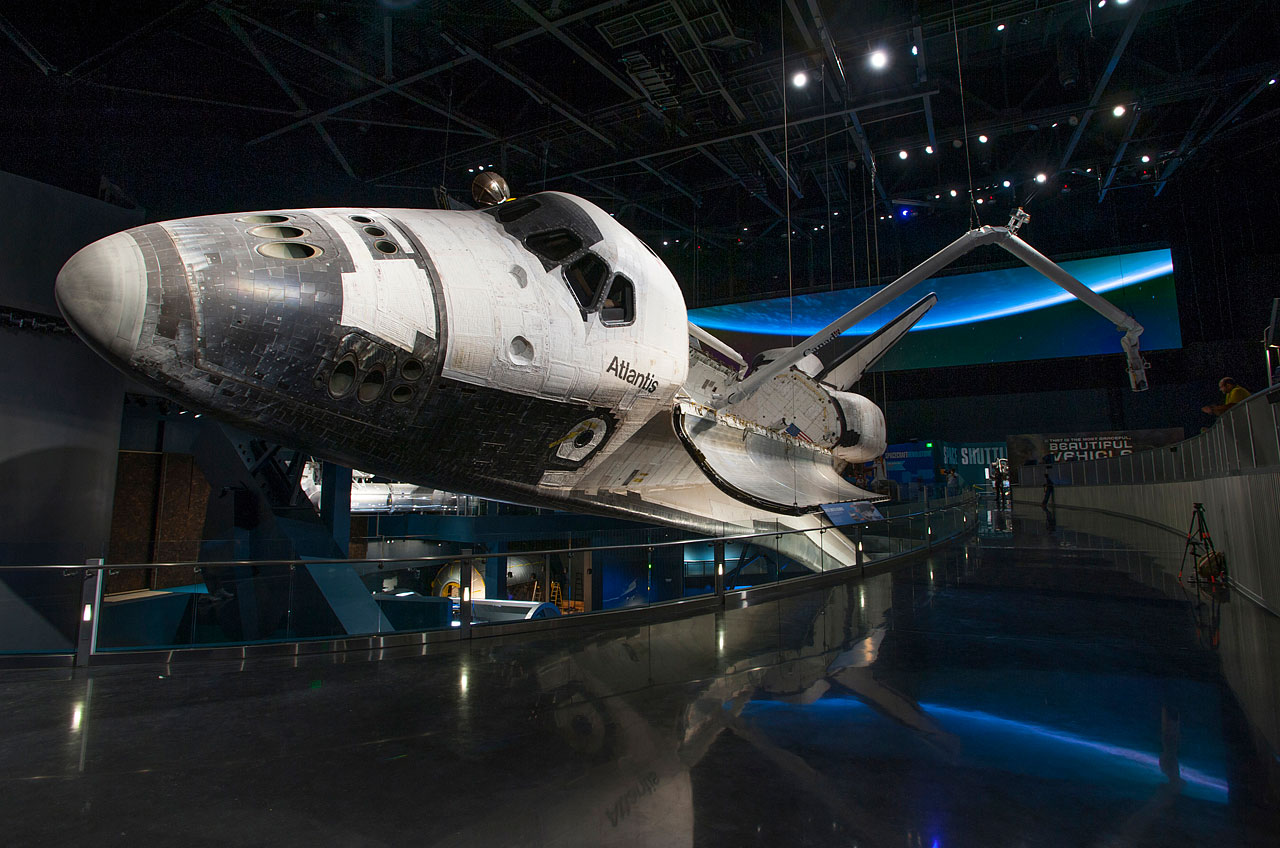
left=2, top=504, right=1277, bottom=847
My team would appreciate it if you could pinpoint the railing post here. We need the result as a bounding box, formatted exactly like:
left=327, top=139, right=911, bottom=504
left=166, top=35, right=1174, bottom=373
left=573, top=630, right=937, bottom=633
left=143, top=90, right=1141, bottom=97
left=713, top=541, right=725, bottom=602
left=459, top=584, right=472, bottom=637
left=75, top=559, right=104, bottom=668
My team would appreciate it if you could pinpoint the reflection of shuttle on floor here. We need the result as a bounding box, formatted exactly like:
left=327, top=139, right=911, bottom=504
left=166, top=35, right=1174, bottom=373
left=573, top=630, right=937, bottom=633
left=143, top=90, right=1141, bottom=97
left=56, top=180, right=1149, bottom=573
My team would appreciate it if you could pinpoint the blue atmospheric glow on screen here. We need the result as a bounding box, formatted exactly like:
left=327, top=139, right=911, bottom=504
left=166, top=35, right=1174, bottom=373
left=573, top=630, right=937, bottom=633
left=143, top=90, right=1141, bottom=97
left=688, top=248, right=1174, bottom=336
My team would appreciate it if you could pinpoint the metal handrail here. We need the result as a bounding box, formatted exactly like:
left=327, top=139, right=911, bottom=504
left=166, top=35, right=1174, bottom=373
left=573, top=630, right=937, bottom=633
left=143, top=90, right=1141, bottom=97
left=1019, top=385, right=1279, bottom=487
left=0, top=496, right=974, bottom=572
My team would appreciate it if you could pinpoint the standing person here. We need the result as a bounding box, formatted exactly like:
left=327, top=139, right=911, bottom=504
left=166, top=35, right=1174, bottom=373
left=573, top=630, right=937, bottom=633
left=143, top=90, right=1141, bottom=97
left=1201, top=377, right=1249, bottom=416
left=993, top=466, right=1007, bottom=506
left=1042, top=467, right=1055, bottom=507
left=946, top=468, right=960, bottom=497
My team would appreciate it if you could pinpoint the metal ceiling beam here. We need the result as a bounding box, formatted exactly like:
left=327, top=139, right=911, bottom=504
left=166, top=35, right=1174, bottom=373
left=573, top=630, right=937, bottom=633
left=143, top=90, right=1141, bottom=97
left=1098, top=105, right=1140, bottom=203
left=493, top=0, right=628, bottom=50
left=753, top=132, right=803, bottom=198
left=797, top=0, right=889, bottom=207
left=228, top=10, right=495, bottom=146
left=1057, top=0, right=1148, bottom=173
left=443, top=35, right=704, bottom=207
left=64, top=1, right=211, bottom=78
left=506, top=0, right=641, bottom=102
left=0, top=12, right=56, bottom=74
left=383, top=16, right=393, bottom=81
left=698, top=147, right=786, bottom=217
left=1152, top=94, right=1215, bottom=196
left=217, top=8, right=357, bottom=179
left=547, top=88, right=931, bottom=182
left=913, top=23, right=938, bottom=151
left=1155, top=67, right=1280, bottom=194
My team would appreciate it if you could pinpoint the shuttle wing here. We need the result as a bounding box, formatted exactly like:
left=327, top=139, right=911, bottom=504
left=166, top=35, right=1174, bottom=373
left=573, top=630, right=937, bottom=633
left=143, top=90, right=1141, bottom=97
left=815, top=293, right=937, bottom=391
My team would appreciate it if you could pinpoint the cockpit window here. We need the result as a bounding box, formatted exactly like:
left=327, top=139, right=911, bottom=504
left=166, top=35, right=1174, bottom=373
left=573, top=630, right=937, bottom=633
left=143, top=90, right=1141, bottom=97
left=496, top=197, right=539, bottom=223
left=564, top=253, right=609, bottom=311
left=525, top=228, right=582, bottom=263
left=600, top=274, right=635, bottom=326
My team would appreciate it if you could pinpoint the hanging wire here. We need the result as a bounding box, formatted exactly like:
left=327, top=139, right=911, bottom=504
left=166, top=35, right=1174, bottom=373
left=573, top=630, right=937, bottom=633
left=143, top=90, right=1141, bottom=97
left=822, top=67, right=834, bottom=291
left=951, top=4, right=980, bottom=227
left=440, top=75, right=454, bottom=190
left=781, top=0, right=795, bottom=350
left=779, top=0, right=799, bottom=510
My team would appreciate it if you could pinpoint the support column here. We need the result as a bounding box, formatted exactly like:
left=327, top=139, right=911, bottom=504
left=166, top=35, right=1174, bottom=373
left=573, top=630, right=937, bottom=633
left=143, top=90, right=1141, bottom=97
left=320, top=463, right=352, bottom=557
left=485, top=542, right=507, bottom=601
left=75, top=560, right=104, bottom=668
left=714, top=541, right=725, bottom=601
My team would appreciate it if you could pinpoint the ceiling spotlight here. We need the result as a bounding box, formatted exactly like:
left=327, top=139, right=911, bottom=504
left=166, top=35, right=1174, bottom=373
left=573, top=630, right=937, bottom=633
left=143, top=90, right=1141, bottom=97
left=477, top=165, right=485, bottom=170
left=1002, top=179, right=1011, bottom=188
left=1112, top=104, right=1126, bottom=117
left=1116, top=0, right=1130, bottom=4
left=1270, top=79, right=1277, bottom=86
left=898, top=150, right=908, bottom=160
left=925, top=145, right=934, bottom=154
left=1035, top=173, right=1047, bottom=183
left=996, top=23, right=1006, bottom=32
left=934, top=194, right=941, bottom=199
left=976, top=198, right=984, bottom=204
left=1140, top=154, right=1151, bottom=163
left=662, top=241, right=668, bottom=246
left=978, top=134, right=989, bottom=143
left=792, top=70, right=808, bottom=88
left=833, top=211, right=839, bottom=216
left=900, top=209, right=909, bottom=218
left=950, top=189, right=958, bottom=197
left=911, top=45, right=918, bottom=56
left=1097, top=0, right=1106, bottom=7
left=869, top=49, right=888, bottom=70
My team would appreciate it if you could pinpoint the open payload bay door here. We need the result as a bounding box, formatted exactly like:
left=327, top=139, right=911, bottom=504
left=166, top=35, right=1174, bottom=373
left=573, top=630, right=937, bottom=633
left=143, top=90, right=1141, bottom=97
left=673, top=401, right=882, bottom=516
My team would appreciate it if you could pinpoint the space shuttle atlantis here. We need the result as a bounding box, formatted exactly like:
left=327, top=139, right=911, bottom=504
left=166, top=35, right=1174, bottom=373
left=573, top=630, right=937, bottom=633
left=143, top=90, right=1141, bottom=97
left=55, top=180, right=1147, bottom=566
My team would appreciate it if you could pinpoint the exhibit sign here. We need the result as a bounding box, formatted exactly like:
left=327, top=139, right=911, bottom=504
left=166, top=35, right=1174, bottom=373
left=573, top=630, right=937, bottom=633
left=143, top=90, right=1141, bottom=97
left=940, top=442, right=1007, bottom=486
left=883, top=442, right=937, bottom=484
left=690, top=247, right=1180, bottom=371
left=1006, top=428, right=1185, bottom=470
left=820, top=501, right=886, bottom=525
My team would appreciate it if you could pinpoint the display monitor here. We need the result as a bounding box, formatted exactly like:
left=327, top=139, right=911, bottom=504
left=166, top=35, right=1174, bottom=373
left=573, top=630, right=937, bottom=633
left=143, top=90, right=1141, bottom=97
left=689, top=247, right=1180, bottom=371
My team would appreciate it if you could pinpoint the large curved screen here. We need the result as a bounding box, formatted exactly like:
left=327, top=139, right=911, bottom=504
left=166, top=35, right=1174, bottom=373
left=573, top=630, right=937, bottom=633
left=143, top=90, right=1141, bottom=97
left=689, top=247, right=1180, bottom=371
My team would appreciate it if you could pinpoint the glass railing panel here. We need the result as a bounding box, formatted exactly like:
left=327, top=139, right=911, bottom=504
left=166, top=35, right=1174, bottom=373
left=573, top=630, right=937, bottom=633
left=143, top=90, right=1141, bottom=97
left=1227, top=411, right=1252, bottom=470
left=0, top=568, right=81, bottom=654
left=1249, top=399, right=1279, bottom=468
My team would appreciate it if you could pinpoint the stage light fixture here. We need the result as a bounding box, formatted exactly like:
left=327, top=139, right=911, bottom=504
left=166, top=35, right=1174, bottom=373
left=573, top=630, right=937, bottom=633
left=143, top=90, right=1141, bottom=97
left=1112, top=104, right=1126, bottom=117
left=1141, top=154, right=1150, bottom=163
left=925, top=145, right=934, bottom=154
left=1035, top=173, right=1047, bottom=183
left=997, top=23, right=1006, bottom=31
left=869, top=49, right=888, bottom=70
left=976, top=198, right=984, bottom=204
left=792, top=70, right=808, bottom=88
left=1002, top=180, right=1011, bottom=188
left=911, top=45, right=918, bottom=56
left=949, top=189, right=958, bottom=197
left=898, top=150, right=908, bottom=160
left=978, top=134, right=989, bottom=143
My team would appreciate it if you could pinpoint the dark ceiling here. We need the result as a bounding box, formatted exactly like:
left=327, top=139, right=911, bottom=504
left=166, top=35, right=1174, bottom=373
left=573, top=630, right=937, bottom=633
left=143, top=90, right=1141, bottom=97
left=1, top=1, right=1278, bottom=275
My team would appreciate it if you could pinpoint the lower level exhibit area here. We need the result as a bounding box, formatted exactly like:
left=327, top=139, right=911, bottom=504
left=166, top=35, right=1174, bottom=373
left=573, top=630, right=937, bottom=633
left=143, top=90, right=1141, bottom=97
left=2, top=505, right=1276, bottom=847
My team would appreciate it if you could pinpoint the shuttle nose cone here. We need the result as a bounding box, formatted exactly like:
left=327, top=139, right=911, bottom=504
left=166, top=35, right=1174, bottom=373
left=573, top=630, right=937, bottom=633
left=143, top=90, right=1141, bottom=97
left=55, top=231, right=148, bottom=363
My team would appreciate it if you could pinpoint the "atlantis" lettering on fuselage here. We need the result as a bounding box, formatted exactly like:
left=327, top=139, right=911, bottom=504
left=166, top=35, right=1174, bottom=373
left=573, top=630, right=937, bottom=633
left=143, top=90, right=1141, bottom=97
left=606, top=355, right=659, bottom=394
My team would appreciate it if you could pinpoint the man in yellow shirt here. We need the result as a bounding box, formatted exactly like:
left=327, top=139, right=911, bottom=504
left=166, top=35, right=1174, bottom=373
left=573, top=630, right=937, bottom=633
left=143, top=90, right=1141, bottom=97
left=1201, top=377, right=1249, bottom=416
